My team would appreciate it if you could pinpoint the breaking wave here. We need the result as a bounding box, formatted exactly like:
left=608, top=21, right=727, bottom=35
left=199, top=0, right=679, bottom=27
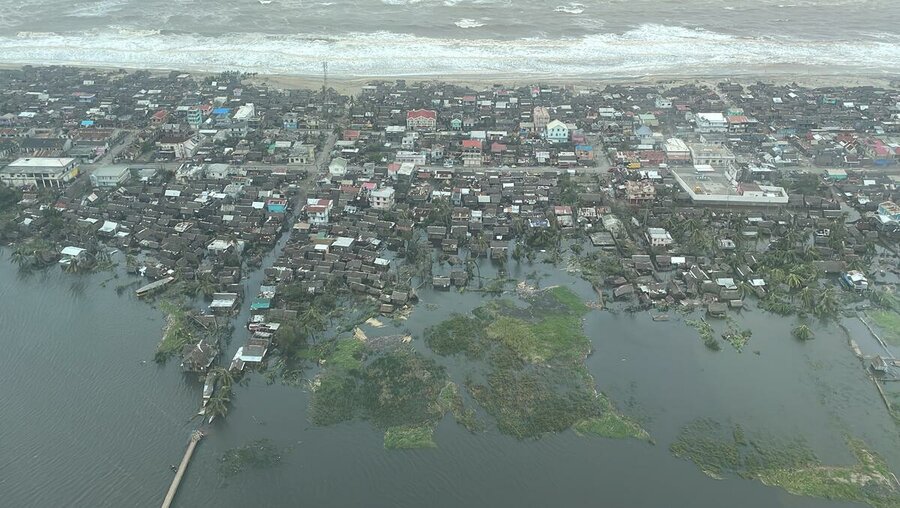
left=1, top=24, right=898, bottom=77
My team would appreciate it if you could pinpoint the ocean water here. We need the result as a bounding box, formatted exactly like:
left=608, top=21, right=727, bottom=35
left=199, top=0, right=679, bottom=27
left=0, top=0, right=897, bottom=77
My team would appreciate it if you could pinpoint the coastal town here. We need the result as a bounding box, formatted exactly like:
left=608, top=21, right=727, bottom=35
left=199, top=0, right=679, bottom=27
left=2, top=66, right=900, bottom=505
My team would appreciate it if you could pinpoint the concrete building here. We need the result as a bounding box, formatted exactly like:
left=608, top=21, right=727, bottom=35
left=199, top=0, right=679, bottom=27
left=187, top=107, right=203, bottom=128
left=328, top=157, right=348, bottom=177
left=90, top=165, right=130, bottom=188
left=0, top=157, right=78, bottom=188
left=546, top=119, right=569, bottom=143
left=664, top=138, right=692, bottom=164
left=671, top=166, right=789, bottom=206
left=533, top=106, right=550, bottom=133
left=406, top=109, right=437, bottom=131
left=370, top=187, right=396, bottom=210
left=694, top=112, right=727, bottom=134
left=305, top=198, right=333, bottom=225
left=646, top=227, right=673, bottom=248
left=625, top=180, right=655, bottom=204
left=689, top=143, right=736, bottom=168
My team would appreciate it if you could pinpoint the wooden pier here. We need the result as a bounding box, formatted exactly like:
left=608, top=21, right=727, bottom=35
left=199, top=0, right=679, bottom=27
left=161, top=430, right=203, bottom=508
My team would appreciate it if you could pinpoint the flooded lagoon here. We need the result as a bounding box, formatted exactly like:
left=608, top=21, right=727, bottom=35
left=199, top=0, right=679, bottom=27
left=2, top=253, right=898, bottom=507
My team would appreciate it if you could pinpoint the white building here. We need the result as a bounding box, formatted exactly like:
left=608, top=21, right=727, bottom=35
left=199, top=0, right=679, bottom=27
left=689, top=143, right=736, bottom=168
left=328, top=157, right=348, bottom=177
left=0, top=157, right=79, bottom=188
left=546, top=120, right=570, bottom=143
left=232, top=103, right=256, bottom=121
left=90, top=165, right=130, bottom=188
left=694, top=113, right=727, bottom=134
left=646, top=227, right=673, bottom=248
left=395, top=151, right=427, bottom=166
left=370, top=187, right=396, bottom=210
left=305, top=198, right=333, bottom=225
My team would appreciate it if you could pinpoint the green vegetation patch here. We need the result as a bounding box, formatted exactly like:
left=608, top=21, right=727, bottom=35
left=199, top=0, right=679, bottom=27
left=425, top=286, right=648, bottom=441
left=574, top=394, right=651, bottom=441
left=156, top=301, right=198, bottom=362
left=438, top=382, right=482, bottom=432
left=218, top=439, right=283, bottom=477
left=310, top=344, right=461, bottom=448
left=671, top=419, right=900, bottom=508
left=424, top=314, right=486, bottom=358
left=686, top=319, right=721, bottom=351
left=384, top=425, right=437, bottom=450
left=868, top=310, right=900, bottom=346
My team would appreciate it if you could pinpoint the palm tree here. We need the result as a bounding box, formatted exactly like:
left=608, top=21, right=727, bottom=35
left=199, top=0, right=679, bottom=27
left=206, top=390, right=231, bottom=419
left=791, top=323, right=814, bottom=341
left=769, top=268, right=786, bottom=286
left=192, top=274, right=217, bottom=299
left=785, top=272, right=804, bottom=291
left=797, top=286, right=816, bottom=311
left=208, top=366, right=234, bottom=391
left=64, top=257, right=81, bottom=274
left=813, top=287, right=839, bottom=318
left=10, top=246, right=29, bottom=267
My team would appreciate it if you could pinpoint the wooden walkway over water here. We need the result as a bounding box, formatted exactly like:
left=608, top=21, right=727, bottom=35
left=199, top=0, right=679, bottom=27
left=161, top=430, right=203, bottom=508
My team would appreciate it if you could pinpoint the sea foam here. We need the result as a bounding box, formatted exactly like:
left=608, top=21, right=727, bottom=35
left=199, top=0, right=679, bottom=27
left=0, top=24, right=897, bottom=77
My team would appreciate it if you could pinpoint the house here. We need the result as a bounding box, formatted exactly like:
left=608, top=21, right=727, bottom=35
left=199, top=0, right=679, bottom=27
left=1, top=157, right=79, bottom=188
left=546, top=120, right=569, bottom=143
left=625, top=180, right=655, bottom=204
left=181, top=338, right=218, bottom=373
left=695, top=112, right=727, bottom=134
left=59, top=246, right=86, bottom=266
left=305, top=198, right=333, bottom=225
left=156, top=135, right=198, bottom=159
left=646, top=227, right=673, bottom=248
left=533, top=106, right=550, bottom=133
left=406, top=109, right=437, bottom=131
left=90, top=165, right=130, bottom=188
left=462, top=139, right=482, bottom=167
left=370, top=187, right=396, bottom=210
left=328, top=157, right=348, bottom=177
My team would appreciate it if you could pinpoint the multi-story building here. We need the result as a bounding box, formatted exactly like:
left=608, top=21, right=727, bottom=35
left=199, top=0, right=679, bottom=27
left=533, top=106, right=550, bottom=133
left=370, top=187, right=396, bottom=210
left=0, top=157, right=79, bottom=188
left=625, top=180, right=655, bottom=204
left=546, top=119, right=569, bottom=143
left=406, top=109, right=437, bottom=131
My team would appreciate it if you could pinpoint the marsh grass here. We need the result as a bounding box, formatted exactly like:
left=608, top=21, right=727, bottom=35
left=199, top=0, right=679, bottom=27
left=672, top=419, right=900, bottom=508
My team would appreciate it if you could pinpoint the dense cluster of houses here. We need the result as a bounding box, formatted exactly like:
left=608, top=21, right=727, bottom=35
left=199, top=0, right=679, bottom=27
left=0, top=67, right=341, bottom=168
left=3, top=70, right=900, bottom=373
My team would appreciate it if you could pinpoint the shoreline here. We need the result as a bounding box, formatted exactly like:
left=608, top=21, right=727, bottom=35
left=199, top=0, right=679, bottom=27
left=1, top=63, right=897, bottom=94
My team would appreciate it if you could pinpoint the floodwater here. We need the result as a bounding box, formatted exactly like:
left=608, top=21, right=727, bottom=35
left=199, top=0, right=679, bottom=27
left=0, top=0, right=897, bottom=77
left=1, top=249, right=898, bottom=507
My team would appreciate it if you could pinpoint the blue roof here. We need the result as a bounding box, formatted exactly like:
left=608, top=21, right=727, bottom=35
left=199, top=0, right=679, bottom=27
left=81, top=120, right=94, bottom=126
left=575, top=144, right=592, bottom=151
left=213, top=107, right=231, bottom=115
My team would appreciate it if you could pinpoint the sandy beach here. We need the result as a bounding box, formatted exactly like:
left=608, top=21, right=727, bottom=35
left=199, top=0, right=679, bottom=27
left=1, top=63, right=897, bottom=94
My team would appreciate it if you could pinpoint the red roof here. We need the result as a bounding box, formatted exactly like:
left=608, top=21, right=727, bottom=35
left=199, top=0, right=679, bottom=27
left=407, top=109, right=436, bottom=120
left=462, top=139, right=482, bottom=150
left=491, top=142, right=507, bottom=153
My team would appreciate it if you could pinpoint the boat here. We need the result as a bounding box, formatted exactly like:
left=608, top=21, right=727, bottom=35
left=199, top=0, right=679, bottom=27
left=651, top=314, right=670, bottom=321
left=202, top=372, right=217, bottom=406
left=258, top=0, right=272, bottom=4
